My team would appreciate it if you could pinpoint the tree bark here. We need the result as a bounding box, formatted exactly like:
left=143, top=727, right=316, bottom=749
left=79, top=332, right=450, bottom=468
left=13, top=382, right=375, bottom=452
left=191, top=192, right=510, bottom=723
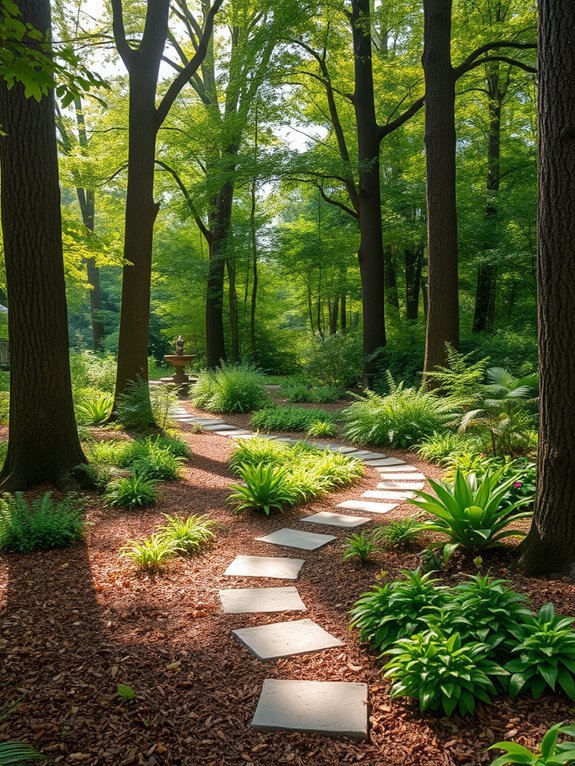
left=384, top=245, right=400, bottom=312
left=404, top=246, right=423, bottom=320
left=518, top=0, right=575, bottom=576
left=422, top=0, right=460, bottom=374
left=0, top=0, right=86, bottom=489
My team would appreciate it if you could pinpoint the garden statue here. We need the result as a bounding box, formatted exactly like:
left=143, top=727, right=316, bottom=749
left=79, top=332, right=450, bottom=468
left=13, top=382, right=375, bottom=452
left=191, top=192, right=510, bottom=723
left=163, top=335, right=196, bottom=398
left=175, top=335, right=185, bottom=355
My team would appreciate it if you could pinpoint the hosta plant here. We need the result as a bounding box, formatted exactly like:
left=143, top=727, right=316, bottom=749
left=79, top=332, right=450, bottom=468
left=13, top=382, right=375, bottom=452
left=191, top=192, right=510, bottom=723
left=104, top=473, right=159, bottom=509
left=350, top=569, right=448, bottom=652
left=488, top=722, right=575, bottom=766
left=384, top=630, right=507, bottom=716
left=412, top=467, right=533, bottom=554
left=506, top=604, right=575, bottom=702
left=229, top=463, right=296, bottom=515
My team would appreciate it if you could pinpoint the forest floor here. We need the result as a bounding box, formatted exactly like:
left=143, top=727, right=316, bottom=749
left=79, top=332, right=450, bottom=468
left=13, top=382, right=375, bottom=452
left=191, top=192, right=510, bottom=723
left=0, top=399, right=574, bottom=765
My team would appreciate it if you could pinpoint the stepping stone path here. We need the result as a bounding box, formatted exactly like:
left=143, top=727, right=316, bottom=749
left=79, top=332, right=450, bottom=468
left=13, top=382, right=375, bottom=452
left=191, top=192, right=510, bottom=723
left=170, top=403, right=430, bottom=740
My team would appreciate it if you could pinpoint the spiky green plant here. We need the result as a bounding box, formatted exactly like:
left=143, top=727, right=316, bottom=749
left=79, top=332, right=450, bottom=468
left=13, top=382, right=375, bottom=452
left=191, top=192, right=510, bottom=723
left=157, top=513, right=218, bottom=554
left=192, top=363, right=269, bottom=413
left=76, top=392, right=114, bottom=425
left=120, top=535, right=177, bottom=572
left=104, top=474, right=159, bottom=509
left=488, top=722, right=575, bottom=766
left=229, top=463, right=296, bottom=515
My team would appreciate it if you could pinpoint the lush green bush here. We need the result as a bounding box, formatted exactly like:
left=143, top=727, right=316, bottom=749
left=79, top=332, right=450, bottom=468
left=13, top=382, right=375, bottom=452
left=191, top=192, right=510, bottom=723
left=84, top=439, right=133, bottom=466
left=0, top=492, right=85, bottom=552
left=444, top=455, right=536, bottom=511
left=120, top=535, right=176, bottom=573
left=192, top=363, right=269, bottom=413
left=343, top=379, right=458, bottom=448
left=0, top=391, right=9, bottom=425
left=70, top=349, right=116, bottom=392
left=384, top=630, right=507, bottom=716
left=488, top=722, right=575, bottom=766
left=281, top=377, right=342, bottom=403
left=229, top=463, right=296, bottom=515
left=129, top=440, right=186, bottom=481
left=304, top=333, right=362, bottom=388
left=307, top=419, right=337, bottom=438
left=416, top=430, right=482, bottom=464
left=252, top=405, right=337, bottom=433
left=104, top=474, right=159, bottom=509
left=157, top=513, right=218, bottom=554
left=76, top=392, right=114, bottom=425
left=461, top=328, right=537, bottom=378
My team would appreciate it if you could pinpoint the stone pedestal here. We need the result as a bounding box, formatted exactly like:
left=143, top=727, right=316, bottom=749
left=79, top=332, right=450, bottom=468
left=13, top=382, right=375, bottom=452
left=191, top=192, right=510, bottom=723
left=163, top=354, right=195, bottom=398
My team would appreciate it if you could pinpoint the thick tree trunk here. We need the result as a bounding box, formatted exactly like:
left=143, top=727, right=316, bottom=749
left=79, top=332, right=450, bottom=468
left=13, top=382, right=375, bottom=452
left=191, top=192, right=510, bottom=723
left=227, top=250, right=239, bottom=362
left=518, top=0, right=575, bottom=576
left=0, top=0, right=86, bottom=489
left=404, top=246, right=423, bottom=320
left=422, top=0, right=459, bottom=374
left=352, top=0, right=387, bottom=372
left=384, top=245, right=400, bottom=312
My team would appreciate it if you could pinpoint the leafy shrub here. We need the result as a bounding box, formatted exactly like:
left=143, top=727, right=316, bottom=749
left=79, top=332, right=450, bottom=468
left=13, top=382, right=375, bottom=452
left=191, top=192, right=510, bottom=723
left=252, top=405, right=337, bottom=433
left=117, top=378, right=155, bottom=431
left=307, top=419, right=337, bottom=438
left=70, top=349, right=116, bottom=392
left=281, top=377, right=342, bottom=403
left=304, top=333, right=362, bottom=388
left=229, top=463, right=296, bottom=515
left=412, top=467, right=533, bottom=554
left=506, top=604, right=575, bottom=702
left=0, top=492, right=85, bottom=552
left=444, top=455, right=536, bottom=511
left=229, top=436, right=293, bottom=471
left=375, top=518, right=422, bottom=549
left=416, top=430, right=482, bottom=464
left=120, top=534, right=176, bottom=572
left=129, top=441, right=185, bottom=481
left=425, top=345, right=489, bottom=407
left=343, top=379, right=458, bottom=448
left=488, top=722, right=575, bottom=766
left=157, top=513, right=218, bottom=554
left=76, top=393, right=114, bottom=425
left=85, top=439, right=133, bottom=466
left=350, top=570, right=449, bottom=651
left=149, top=383, right=179, bottom=431
left=104, top=474, right=158, bottom=508
left=192, top=363, right=269, bottom=413
left=342, top=531, right=380, bottom=564
left=384, top=630, right=507, bottom=716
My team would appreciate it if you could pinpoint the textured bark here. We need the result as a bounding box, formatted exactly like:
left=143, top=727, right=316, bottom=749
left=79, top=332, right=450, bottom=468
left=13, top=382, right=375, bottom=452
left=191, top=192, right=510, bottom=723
left=518, top=0, right=575, bottom=576
left=384, top=245, right=400, bottom=312
left=404, top=247, right=423, bottom=320
left=422, top=0, right=460, bottom=374
left=0, top=0, right=86, bottom=489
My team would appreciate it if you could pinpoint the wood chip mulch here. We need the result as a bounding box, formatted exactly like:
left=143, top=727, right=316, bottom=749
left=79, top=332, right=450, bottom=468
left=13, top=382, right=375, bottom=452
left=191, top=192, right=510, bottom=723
left=1, top=404, right=574, bottom=765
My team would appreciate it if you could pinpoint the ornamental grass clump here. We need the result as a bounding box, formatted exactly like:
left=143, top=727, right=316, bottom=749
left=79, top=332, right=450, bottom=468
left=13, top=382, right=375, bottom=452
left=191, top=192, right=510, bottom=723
left=157, top=513, right=218, bottom=554
left=104, top=473, right=159, bottom=509
left=192, top=363, right=269, bottom=413
left=0, top=492, right=85, bottom=552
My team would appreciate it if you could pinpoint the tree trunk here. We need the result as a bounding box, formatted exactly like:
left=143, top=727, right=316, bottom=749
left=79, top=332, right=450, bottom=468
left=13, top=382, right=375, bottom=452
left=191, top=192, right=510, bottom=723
left=340, top=294, right=347, bottom=332
left=384, top=245, right=400, bottom=312
left=518, top=0, right=575, bottom=576
left=422, top=0, right=459, bottom=374
left=329, top=295, right=339, bottom=335
left=0, top=0, right=86, bottom=489
left=404, top=246, right=423, bottom=320
left=352, top=0, right=387, bottom=372
left=227, top=249, right=239, bottom=362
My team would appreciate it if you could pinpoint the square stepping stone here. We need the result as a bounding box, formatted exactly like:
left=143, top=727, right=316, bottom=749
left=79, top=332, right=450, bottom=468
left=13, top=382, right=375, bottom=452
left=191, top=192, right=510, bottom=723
left=362, top=489, right=416, bottom=501
left=203, top=423, right=236, bottom=432
left=377, top=480, right=425, bottom=490
left=352, top=451, right=387, bottom=460
left=337, top=499, right=397, bottom=514
left=219, top=586, right=306, bottom=614
left=232, top=618, right=343, bottom=661
left=374, top=470, right=425, bottom=481
left=323, top=445, right=357, bottom=454
left=363, top=457, right=406, bottom=467
left=375, top=464, right=421, bottom=473
left=252, top=679, right=369, bottom=739
left=301, top=511, right=371, bottom=528
left=256, top=527, right=336, bottom=551
left=178, top=417, right=224, bottom=425
left=224, top=555, right=304, bottom=580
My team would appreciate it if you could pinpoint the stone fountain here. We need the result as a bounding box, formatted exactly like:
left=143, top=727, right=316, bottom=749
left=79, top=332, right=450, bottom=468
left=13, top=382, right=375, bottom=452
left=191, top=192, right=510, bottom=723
left=163, top=335, right=195, bottom=398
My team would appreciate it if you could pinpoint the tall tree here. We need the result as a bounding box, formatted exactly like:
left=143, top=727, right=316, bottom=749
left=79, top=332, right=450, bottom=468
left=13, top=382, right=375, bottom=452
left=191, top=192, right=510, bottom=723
left=111, top=0, right=222, bottom=416
left=0, top=0, right=86, bottom=489
left=518, top=0, right=575, bottom=575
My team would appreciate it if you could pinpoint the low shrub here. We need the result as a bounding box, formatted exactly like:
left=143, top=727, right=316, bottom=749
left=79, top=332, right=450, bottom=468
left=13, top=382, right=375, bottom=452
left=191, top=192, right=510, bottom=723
left=192, top=363, right=269, bottom=413
left=343, top=379, right=458, bottom=448
left=157, top=513, right=218, bottom=554
left=304, top=333, right=362, bottom=388
left=229, top=463, right=297, bottom=515
left=251, top=405, right=337, bottom=433
left=70, top=349, right=116, bottom=392
left=307, top=419, right=338, bottom=438
left=375, top=518, right=422, bottom=549
left=85, top=439, right=133, bottom=466
left=0, top=492, right=85, bottom=552
left=121, top=535, right=176, bottom=573
left=76, top=392, right=114, bottom=425
left=443, top=455, right=536, bottom=511
left=281, top=377, right=342, bottom=403
left=416, top=431, right=482, bottom=464
left=342, top=531, right=380, bottom=564
left=129, top=441, right=186, bottom=481
left=104, top=474, right=158, bottom=509
left=488, top=722, right=575, bottom=766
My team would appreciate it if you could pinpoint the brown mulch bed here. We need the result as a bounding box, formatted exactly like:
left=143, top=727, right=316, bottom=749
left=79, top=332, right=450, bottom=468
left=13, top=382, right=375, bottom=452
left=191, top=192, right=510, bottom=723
left=1, top=411, right=574, bottom=766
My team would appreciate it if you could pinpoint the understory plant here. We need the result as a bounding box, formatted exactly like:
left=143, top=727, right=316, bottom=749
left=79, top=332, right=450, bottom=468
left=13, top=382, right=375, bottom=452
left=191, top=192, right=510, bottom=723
left=157, top=513, right=218, bottom=554
left=120, top=535, right=177, bottom=573
left=411, top=467, right=533, bottom=555
left=343, top=376, right=458, bottom=448
left=129, top=440, right=186, bottom=481
left=251, top=405, right=337, bottom=433
left=116, top=378, right=156, bottom=431
left=281, top=376, right=342, bottom=403
left=104, top=474, right=159, bottom=509
left=192, top=363, right=269, bottom=413
left=416, top=430, right=482, bottom=464
left=375, top=517, right=422, bottom=549
left=228, top=463, right=296, bottom=515
left=306, top=419, right=338, bottom=438
left=76, top=392, right=114, bottom=425
left=0, top=492, right=85, bottom=552
left=488, top=722, right=575, bottom=765
left=342, top=531, right=380, bottom=564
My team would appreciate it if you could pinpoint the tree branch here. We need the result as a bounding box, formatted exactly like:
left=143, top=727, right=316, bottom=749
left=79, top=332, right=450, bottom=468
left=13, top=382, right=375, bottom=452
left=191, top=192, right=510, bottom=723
left=110, top=0, right=136, bottom=70
left=459, top=55, right=537, bottom=76
left=155, top=159, right=212, bottom=244
left=379, top=95, right=425, bottom=138
left=454, top=40, right=536, bottom=79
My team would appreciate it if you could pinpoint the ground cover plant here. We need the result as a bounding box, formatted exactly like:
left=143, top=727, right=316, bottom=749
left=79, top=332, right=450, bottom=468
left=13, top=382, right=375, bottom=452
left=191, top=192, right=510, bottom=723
left=0, top=492, right=85, bottom=552
left=104, top=474, right=159, bottom=509
left=228, top=436, right=363, bottom=513
left=488, top=722, right=575, bottom=765
left=75, top=392, right=114, bottom=425
left=251, top=405, right=338, bottom=433
left=280, top=376, right=342, bottom=403
left=192, top=363, right=269, bottom=413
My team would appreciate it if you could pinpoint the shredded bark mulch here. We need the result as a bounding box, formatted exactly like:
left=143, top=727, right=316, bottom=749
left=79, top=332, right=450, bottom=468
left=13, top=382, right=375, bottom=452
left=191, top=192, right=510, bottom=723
left=1, top=410, right=574, bottom=765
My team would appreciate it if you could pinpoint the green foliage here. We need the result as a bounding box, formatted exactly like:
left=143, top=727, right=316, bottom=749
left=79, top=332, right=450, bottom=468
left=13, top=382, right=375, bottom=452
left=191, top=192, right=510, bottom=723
left=229, top=463, right=296, bottom=515
left=116, top=684, right=137, bottom=703
left=252, top=405, right=337, bottom=433
left=416, top=430, right=482, bottom=464
left=84, top=439, right=133, bottom=466
left=384, top=630, right=507, bottom=717
left=343, top=379, right=458, bottom=448
left=506, top=604, right=575, bottom=702
left=342, top=531, right=380, bottom=564
left=281, top=377, right=342, bottom=403
left=350, top=570, right=449, bottom=651
left=412, top=467, right=533, bottom=554
left=192, top=363, right=269, bottom=413
left=149, top=384, right=179, bottom=431
left=0, top=391, right=9, bottom=425
left=157, top=513, right=218, bottom=554
left=229, top=436, right=294, bottom=471
left=129, top=440, right=186, bottom=481
left=425, top=345, right=489, bottom=406
left=0, top=492, right=84, bottom=552
left=76, top=392, right=114, bottom=425
left=444, top=455, right=536, bottom=510
left=70, top=350, right=116, bottom=392
left=0, top=742, right=46, bottom=764
left=104, top=474, right=158, bottom=509
left=306, top=419, right=337, bottom=438
left=375, top=517, right=422, bottom=549
left=116, top=378, right=156, bottom=431
left=488, top=722, right=575, bottom=766
left=304, top=333, right=362, bottom=388
left=120, top=534, right=176, bottom=572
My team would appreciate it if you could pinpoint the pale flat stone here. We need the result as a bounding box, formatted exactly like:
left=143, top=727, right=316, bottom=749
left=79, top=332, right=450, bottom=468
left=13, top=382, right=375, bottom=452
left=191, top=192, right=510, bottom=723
left=177, top=417, right=224, bottom=425
left=374, top=464, right=421, bottom=473
left=219, top=586, right=306, bottom=614
left=324, top=445, right=359, bottom=454
left=337, top=499, right=397, bottom=514
left=376, top=480, right=424, bottom=490
left=252, top=679, right=369, bottom=739
left=373, top=470, right=426, bottom=481
left=301, top=511, right=371, bottom=528
left=230, top=433, right=257, bottom=440
left=362, top=489, right=416, bottom=501
left=217, top=430, right=252, bottom=437
left=346, top=450, right=386, bottom=459
left=224, top=555, right=304, bottom=580
left=363, top=457, right=406, bottom=467
left=256, top=527, right=336, bottom=551
left=203, top=423, right=237, bottom=432
left=233, top=618, right=343, bottom=661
